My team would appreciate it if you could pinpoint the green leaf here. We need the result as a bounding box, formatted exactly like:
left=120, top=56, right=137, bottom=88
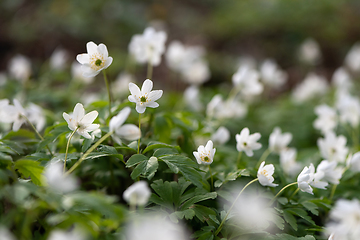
left=153, top=148, right=179, bottom=157
left=2, top=129, right=36, bottom=140
left=0, top=140, right=26, bottom=155
left=160, top=155, right=208, bottom=189
left=126, top=154, right=148, bottom=167
left=130, top=161, right=147, bottom=179
left=283, top=210, right=297, bottom=231
left=14, top=159, right=44, bottom=185
left=126, top=155, right=159, bottom=180
left=301, top=201, right=319, bottom=216
left=145, top=156, right=158, bottom=180
left=142, top=141, right=177, bottom=154
left=287, top=208, right=315, bottom=225
left=272, top=214, right=285, bottom=230
left=214, top=169, right=250, bottom=187
left=170, top=209, right=196, bottom=221
left=181, top=192, right=217, bottom=210
left=192, top=205, right=218, bottom=223
left=0, top=152, right=13, bottom=168
left=192, top=226, right=215, bottom=240
left=37, top=123, right=69, bottom=151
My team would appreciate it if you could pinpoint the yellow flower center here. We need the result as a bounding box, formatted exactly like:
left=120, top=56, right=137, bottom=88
left=140, top=96, right=147, bottom=102
left=261, top=169, right=268, bottom=176
left=90, top=53, right=105, bottom=70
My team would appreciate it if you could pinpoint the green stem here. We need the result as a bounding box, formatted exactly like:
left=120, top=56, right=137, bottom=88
left=63, top=128, right=78, bottom=173
left=209, top=165, right=214, bottom=191
left=103, top=70, right=112, bottom=118
left=138, top=113, right=141, bottom=154
left=289, top=188, right=300, bottom=200
left=65, top=131, right=113, bottom=176
left=236, top=151, right=242, bottom=169
left=256, top=148, right=271, bottom=169
left=147, top=57, right=153, bottom=80
left=23, top=115, right=53, bottom=156
left=214, top=178, right=259, bottom=236
left=329, top=184, right=337, bottom=201
left=269, top=182, right=298, bottom=205
left=352, top=126, right=359, bottom=150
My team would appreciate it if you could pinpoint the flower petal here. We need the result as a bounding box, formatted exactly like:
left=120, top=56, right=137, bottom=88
left=147, top=90, right=163, bottom=102
left=141, top=79, right=153, bottom=95
left=77, top=129, right=92, bottom=139
left=103, top=57, right=113, bottom=69
left=76, top=54, right=90, bottom=64
left=136, top=104, right=146, bottom=114
left=109, top=107, right=131, bottom=132
left=128, top=95, right=137, bottom=103
left=98, top=43, right=109, bottom=58
left=146, top=102, right=159, bottom=108
left=73, top=103, right=85, bottom=123
left=86, top=124, right=100, bottom=131
left=129, top=83, right=141, bottom=97
left=117, top=124, right=141, bottom=141
left=86, top=41, right=98, bottom=55
left=81, top=110, right=98, bottom=125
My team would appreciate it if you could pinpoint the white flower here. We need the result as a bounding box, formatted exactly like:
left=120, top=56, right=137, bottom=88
left=325, top=198, right=360, bottom=240
left=331, top=67, right=352, bottom=91
left=317, top=131, right=348, bottom=163
left=315, top=160, right=342, bottom=185
left=345, top=43, right=360, bottom=72
left=123, top=181, right=151, bottom=206
left=71, top=61, right=95, bottom=84
left=183, top=85, right=203, bottom=111
left=193, top=140, right=216, bottom=165
left=235, top=128, right=262, bottom=157
left=128, top=79, right=163, bottom=114
left=260, top=59, right=287, bottom=88
left=328, top=233, right=335, bottom=240
left=47, top=228, right=85, bottom=240
left=206, top=94, right=247, bottom=120
left=313, top=104, right=337, bottom=134
left=292, top=73, right=328, bottom=103
left=211, top=126, right=230, bottom=145
left=349, top=152, right=360, bottom=172
left=128, top=27, right=167, bottom=66
left=298, top=38, right=321, bottom=65
left=43, top=162, right=78, bottom=193
left=109, top=107, right=141, bottom=145
left=297, top=164, right=315, bottom=194
left=125, top=213, right=187, bottom=240
left=269, top=127, right=292, bottom=153
left=335, top=92, right=360, bottom=128
left=27, top=103, right=46, bottom=131
left=232, top=65, right=263, bottom=98
left=0, top=226, right=15, bottom=240
left=10, top=99, right=28, bottom=132
left=50, top=48, right=69, bottom=71
left=257, top=161, right=278, bottom=187
left=279, top=148, right=302, bottom=177
left=63, top=103, right=100, bottom=139
left=181, top=60, right=210, bottom=85
left=0, top=99, right=16, bottom=124
left=76, top=41, right=113, bottom=78
left=8, top=54, right=31, bottom=82
left=113, top=72, right=135, bottom=96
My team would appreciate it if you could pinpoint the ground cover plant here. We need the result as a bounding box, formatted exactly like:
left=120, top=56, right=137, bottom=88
left=1, top=1, right=360, bottom=240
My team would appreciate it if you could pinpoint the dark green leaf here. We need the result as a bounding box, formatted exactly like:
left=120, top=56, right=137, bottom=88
left=142, top=141, right=177, bottom=154
left=14, top=159, right=44, bottom=185
left=283, top=210, right=297, bottom=231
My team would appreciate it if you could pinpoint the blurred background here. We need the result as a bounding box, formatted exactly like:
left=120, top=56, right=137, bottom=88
left=1, top=0, right=360, bottom=91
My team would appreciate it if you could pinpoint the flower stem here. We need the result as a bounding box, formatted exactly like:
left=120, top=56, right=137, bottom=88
left=63, top=129, right=78, bottom=173
left=256, top=148, right=271, bottom=169
left=236, top=151, right=242, bottom=169
left=289, top=187, right=300, bottom=200
left=329, top=184, right=337, bottom=201
left=137, top=113, right=141, bottom=154
left=147, top=58, right=153, bottom=80
left=103, top=70, right=112, bottom=118
left=65, top=131, right=113, bottom=176
left=269, top=182, right=298, bottom=205
left=214, top=178, right=259, bottom=236
left=209, top=165, right=214, bottom=191
left=23, top=115, right=53, bottom=156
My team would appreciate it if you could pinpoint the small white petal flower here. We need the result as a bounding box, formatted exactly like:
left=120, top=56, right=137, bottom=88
left=298, top=38, right=321, bottom=65
left=123, top=181, right=151, bottom=206
left=326, top=198, right=360, bottom=240
left=8, top=54, right=31, bottom=82
left=232, top=66, right=263, bottom=98
left=331, top=67, right=352, bottom=91
left=43, top=162, right=78, bottom=193
left=11, top=99, right=27, bottom=132
left=206, top=94, right=247, bottom=120
left=297, top=164, right=315, bottom=194
left=27, top=103, right=46, bottom=131
left=315, top=160, right=342, bottom=185
left=181, top=60, right=210, bottom=85
left=128, top=79, right=163, bottom=114
left=260, top=59, right=287, bottom=88
left=109, top=107, right=141, bottom=145
left=235, top=128, right=262, bottom=157
left=193, top=140, right=216, bottom=165
left=257, top=161, right=278, bottom=187
left=292, top=72, right=328, bottom=103
left=76, top=41, right=113, bottom=78
left=313, top=104, right=337, bottom=134
left=345, top=43, right=360, bottom=72
left=279, top=148, right=302, bottom=177
left=349, top=151, right=360, bottom=172
left=336, top=92, right=360, bottom=128
left=269, top=127, right=292, bottom=153
left=50, top=48, right=69, bottom=71
left=211, top=126, right=230, bottom=145
left=317, top=131, right=348, bottom=163
left=63, top=103, right=100, bottom=139
left=129, top=27, right=167, bottom=66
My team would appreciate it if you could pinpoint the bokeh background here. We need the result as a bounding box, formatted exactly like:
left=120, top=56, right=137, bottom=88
left=1, top=0, right=360, bottom=90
